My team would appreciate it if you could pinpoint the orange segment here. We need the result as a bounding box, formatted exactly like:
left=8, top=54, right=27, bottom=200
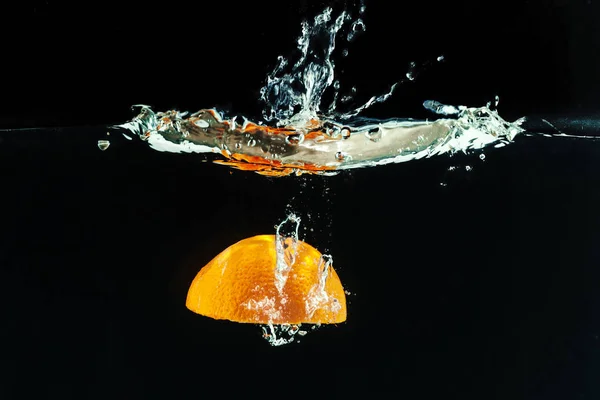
left=186, top=235, right=346, bottom=324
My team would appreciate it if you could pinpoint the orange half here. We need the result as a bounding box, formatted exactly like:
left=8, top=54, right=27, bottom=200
left=186, top=235, right=346, bottom=324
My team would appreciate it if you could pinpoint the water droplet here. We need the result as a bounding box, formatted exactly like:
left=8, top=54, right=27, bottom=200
left=247, top=138, right=257, bottom=147
left=97, top=140, right=110, bottom=151
left=341, top=127, right=351, bottom=139
left=335, top=151, right=347, bottom=161
left=479, top=153, right=486, bottom=161
left=365, top=128, right=382, bottom=142
left=285, top=133, right=305, bottom=145
left=406, top=61, right=417, bottom=81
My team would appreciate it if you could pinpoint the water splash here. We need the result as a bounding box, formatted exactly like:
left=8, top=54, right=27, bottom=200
left=115, top=5, right=534, bottom=177
left=259, top=8, right=350, bottom=126
left=305, top=254, right=341, bottom=319
left=117, top=101, right=524, bottom=176
left=423, top=100, right=461, bottom=116
left=261, top=323, right=308, bottom=346
left=258, top=6, right=414, bottom=125
left=258, top=213, right=337, bottom=347
left=274, top=213, right=301, bottom=293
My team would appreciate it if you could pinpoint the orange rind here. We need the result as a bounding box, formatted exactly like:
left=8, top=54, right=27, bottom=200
left=186, top=235, right=346, bottom=324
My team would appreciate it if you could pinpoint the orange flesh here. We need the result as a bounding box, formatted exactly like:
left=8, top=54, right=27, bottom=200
left=186, top=235, right=347, bottom=324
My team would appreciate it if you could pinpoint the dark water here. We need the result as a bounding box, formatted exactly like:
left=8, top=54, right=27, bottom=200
left=2, top=1, right=600, bottom=398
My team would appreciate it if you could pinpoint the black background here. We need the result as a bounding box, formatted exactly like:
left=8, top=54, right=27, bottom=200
left=1, top=1, right=600, bottom=398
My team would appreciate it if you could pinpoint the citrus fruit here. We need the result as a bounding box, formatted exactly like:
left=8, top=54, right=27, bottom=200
left=186, top=235, right=346, bottom=324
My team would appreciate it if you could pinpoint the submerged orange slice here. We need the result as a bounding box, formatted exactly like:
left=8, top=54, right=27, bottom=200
left=186, top=235, right=346, bottom=324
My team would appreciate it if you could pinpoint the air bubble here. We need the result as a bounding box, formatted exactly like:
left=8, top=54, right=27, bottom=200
left=479, top=153, right=486, bottom=161
left=437, top=55, right=445, bottom=62
left=341, top=128, right=351, bottom=140
left=335, top=151, right=347, bottom=161
left=285, top=133, right=305, bottom=145
left=234, top=142, right=242, bottom=150
left=352, top=20, right=365, bottom=32
left=365, top=128, right=382, bottom=142
left=322, top=122, right=340, bottom=137
left=465, top=165, right=472, bottom=171
left=247, top=138, right=257, bottom=147
left=347, top=20, right=365, bottom=41
left=261, top=323, right=306, bottom=346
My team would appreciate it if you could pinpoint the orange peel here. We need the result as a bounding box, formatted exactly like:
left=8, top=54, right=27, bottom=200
left=186, top=235, right=346, bottom=324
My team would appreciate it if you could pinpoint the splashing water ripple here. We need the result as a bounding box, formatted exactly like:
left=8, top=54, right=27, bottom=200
left=117, top=6, right=525, bottom=176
